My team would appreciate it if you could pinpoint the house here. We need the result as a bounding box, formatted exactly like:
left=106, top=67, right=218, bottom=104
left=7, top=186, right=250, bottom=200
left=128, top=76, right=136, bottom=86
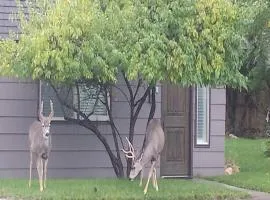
left=0, top=0, right=226, bottom=178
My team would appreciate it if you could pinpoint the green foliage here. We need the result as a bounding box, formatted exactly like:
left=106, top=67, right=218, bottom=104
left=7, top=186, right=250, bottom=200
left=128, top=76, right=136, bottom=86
left=238, top=1, right=270, bottom=91
left=263, top=139, right=270, bottom=157
left=0, top=179, right=249, bottom=200
left=0, top=0, right=258, bottom=88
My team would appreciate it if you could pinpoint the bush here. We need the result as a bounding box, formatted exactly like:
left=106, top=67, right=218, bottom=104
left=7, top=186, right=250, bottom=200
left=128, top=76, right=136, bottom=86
left=263, top=140, right=270, bottom=157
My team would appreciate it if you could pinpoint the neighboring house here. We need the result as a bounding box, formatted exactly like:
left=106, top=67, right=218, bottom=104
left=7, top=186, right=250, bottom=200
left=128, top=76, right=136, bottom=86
left=0, top=0, right=226, bottom=178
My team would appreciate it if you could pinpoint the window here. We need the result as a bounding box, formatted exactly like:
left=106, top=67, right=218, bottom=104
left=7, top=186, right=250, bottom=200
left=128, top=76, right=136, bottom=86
left=40, top=82, right=109, bottom=121
left=195, top=87, right=210, bottom=146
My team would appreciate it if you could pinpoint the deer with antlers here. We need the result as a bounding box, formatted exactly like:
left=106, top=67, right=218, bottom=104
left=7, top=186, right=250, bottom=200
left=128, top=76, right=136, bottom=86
left=28, top=100, right=54, bottom=192
left=122, top=118, right=165, bottom=194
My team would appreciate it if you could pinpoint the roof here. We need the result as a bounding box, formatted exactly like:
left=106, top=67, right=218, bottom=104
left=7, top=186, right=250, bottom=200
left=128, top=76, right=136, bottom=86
left=0, top=0, right=20, bottom=39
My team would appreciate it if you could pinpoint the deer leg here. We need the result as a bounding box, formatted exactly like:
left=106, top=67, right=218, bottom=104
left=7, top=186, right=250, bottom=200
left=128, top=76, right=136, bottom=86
left=36, top=157, right=44, bottom=192
left=139, top=168, right=143, bottom=187
left=29, top=152, right=33, bottom=188
left=143, top=161, right=156, bottom=195
left=44, top=158, right=48, bottom=189
left=152, top=167, right=155, bottom=188
left=153, top=167, right=158, bottom=191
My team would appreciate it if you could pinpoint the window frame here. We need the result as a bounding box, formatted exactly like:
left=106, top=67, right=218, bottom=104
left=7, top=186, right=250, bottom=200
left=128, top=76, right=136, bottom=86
left=39, top=81, right=110, bottom=122
left=194, top=86, right=211, bottom=148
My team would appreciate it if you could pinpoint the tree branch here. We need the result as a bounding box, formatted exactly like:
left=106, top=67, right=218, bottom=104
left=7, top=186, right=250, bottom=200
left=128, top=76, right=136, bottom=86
left=134, top=78, right=142, bottom=101
left=134, top=85, right=151, bottom=124
left=85, top=86, right=102, bottom=119
left=50, top=84, right=88, bottom=119
left=122, top=71, right=133, bottom=101
left=134, top=84, right=150, bottom=107
left=64, top=116, right=121, bottom=176
left=112, top=85, right=131, bottom=107
left=100, top=86, right=124, bottom=149
left=147, top=85, right=156, bottom=125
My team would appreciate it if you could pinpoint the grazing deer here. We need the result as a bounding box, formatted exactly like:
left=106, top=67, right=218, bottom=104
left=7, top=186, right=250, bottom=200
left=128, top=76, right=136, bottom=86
left=122, top=119, right=165, bottom=194
left=28, top=100, right=54, bottom=192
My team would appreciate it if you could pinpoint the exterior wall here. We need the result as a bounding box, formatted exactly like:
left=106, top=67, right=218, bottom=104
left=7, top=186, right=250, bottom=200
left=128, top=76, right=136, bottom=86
left=0, top=0, right=20, bottom=39
left=0, top=77, right=161, bottom=178
left=192, top=87, right=226, bottom=176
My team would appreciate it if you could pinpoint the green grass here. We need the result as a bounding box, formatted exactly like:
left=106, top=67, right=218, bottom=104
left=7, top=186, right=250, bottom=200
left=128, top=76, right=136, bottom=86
left=208, top=138, right=270, bottom=192
left=0, top=178, right=249, bottom=200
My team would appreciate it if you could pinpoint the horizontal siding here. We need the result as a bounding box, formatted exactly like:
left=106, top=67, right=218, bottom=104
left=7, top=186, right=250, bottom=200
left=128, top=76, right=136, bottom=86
left=0, top=168, right=116, bottom=178
left=193, top=135, right=224, bottom=152
left=0, top=82, right=38, bottom=100
left=0, top=100, right=37, bottom=117
left=0, top=151, right=114, bottom=168
left=112, top=101, right=161, bottom=119
left=0, top=132, right=146, bottom=152
left=210, top=105, right=226, bottom=120
left=0, top=117, right=36, bottom=134
left=0, top=77, right=160, bottom=178
left=192, top=88, right=226, bottom=177
left=210, top=89, right=226, bottom=104
left=193, top=167, right=224, bottom=177
left=210, top=120, right=225, bottom=136
left=50, top=118, right=151, bottom=135
left=0, top=77, right=34, bottom=83
left=193, top=152, right=224, bottom=168
left=112, top=84, right=161, bottom=103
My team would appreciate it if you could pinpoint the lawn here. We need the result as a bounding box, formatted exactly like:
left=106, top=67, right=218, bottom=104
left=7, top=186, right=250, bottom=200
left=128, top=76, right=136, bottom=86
left=0, top=178, right=249, bottom=200
left=208, top=138, right=270, bottom=192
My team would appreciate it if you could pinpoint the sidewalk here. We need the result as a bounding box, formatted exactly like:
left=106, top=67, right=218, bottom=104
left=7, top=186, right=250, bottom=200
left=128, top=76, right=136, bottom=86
left=195, top=179, right=270, bottom=200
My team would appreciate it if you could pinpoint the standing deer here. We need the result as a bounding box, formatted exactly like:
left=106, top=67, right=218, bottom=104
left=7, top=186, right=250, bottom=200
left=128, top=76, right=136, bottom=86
left=122, top=119, right=165, bottom=194
left=28, top=100, right=54, bottom=192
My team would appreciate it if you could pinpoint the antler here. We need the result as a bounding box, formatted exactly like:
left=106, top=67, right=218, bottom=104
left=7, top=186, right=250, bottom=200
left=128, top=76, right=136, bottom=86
left=39, top=101, right=44, bottom=121
left=48, top=99, right=54, bottom=120
left=121, top=137, right=135, bottom=159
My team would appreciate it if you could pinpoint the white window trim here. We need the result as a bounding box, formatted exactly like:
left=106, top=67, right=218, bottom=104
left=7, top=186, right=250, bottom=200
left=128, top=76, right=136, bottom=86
left=195, top=87, right=210, bottom=147
left=39, top=81, right=110, bottom=122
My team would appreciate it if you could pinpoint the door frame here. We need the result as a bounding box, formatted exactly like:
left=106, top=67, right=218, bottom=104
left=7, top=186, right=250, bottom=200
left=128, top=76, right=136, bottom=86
left=160, top=85, right=193, bottom=178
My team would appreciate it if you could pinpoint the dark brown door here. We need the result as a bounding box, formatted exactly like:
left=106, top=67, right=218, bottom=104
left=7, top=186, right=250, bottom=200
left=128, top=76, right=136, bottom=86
left=160, top=84, right=191, bottom=177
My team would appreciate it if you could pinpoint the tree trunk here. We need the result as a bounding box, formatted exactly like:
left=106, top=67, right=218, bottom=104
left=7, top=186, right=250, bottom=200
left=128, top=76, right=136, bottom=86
left=77, top=119, right=125, bottom=178
left=147, top=85, right=156, bottom=125
left=51, top=84, right=125, bottom=178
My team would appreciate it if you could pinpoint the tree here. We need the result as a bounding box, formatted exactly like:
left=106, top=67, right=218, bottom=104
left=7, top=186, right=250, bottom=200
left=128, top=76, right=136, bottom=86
left=225, top=0, right=270, bottom=136
left=0, top=0, right=256, bottom=177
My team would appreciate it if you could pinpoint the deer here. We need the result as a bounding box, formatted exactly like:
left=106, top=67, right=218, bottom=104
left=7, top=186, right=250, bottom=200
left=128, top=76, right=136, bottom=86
left=122, top=118, right=165, bottom=195
left=28, top=100, right=54, bottom=192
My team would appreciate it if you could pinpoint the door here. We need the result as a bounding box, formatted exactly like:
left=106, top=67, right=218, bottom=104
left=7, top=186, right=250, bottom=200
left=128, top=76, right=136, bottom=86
left=160, top=84, right=191, bottom=177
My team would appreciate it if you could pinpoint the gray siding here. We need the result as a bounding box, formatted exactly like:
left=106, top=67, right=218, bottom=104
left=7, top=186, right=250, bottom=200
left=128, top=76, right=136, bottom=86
left=192, top=88, right=226, bottom=177
left=0, top=77, right=161, bottom=178
left=0, top=0, right=20, bottom=39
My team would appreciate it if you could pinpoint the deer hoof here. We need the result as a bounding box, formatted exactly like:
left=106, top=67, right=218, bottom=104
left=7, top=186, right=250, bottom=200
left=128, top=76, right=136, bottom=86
left=40, top=187, right=44, bottom=192
left=143, top=189, right=147, bottom=195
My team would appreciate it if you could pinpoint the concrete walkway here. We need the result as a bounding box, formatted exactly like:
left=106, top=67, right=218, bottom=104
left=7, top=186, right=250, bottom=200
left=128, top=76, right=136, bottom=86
left=195, top=179, right=270, bottom=200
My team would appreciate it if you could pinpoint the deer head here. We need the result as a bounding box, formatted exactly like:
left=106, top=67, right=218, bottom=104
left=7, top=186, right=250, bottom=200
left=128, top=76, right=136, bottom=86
left=122, top=137, right=143, bottom=180
left=39, top=100, right=54, bottom=139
